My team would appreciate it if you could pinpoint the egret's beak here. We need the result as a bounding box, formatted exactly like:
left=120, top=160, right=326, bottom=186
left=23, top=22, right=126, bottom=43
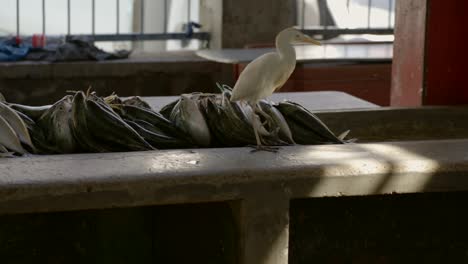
left=300, top=35, right=321, bottom=46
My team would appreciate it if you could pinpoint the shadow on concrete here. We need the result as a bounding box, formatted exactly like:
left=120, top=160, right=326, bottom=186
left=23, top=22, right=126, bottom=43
left=289, top=140, right=468, bottom=263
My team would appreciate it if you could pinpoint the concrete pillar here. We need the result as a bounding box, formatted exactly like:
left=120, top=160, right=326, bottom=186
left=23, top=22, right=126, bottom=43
left=132, top=0, right=296, bottom=50
left=199, top=0, right=223, bottom=49
left=166, top=0, right=201, bottom=51
left=132, top=0, right=167, bottom=52
left=236, top=192, right=290, bottom=264
left=390, top=0, right=427, bottom=106
left=221, top=0, right=296, bottom=48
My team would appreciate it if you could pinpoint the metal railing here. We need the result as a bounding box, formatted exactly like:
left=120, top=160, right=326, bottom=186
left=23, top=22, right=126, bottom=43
left=12, top=0, right=210, bottom=43
left=297, top=0, right=395, bottom=40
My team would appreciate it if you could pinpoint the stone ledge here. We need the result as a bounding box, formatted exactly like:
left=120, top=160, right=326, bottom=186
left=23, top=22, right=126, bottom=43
left=0, top=51, right=233, bottom=105
left=0, top=51, right=219, bottom=79
left=0, top=139, right=467, bottom=214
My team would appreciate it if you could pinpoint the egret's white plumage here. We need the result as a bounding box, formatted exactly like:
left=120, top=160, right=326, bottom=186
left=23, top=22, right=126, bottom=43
left=231, top=27, right=321, bottom=103
left=230, top=27, right=321, bottom=150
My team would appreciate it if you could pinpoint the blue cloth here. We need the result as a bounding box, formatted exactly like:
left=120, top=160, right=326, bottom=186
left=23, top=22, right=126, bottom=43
left=0, top=36, right=128, bottom=62
left=184, top=22, right=202, bottom=38
left=0, top=38, right=30, bottom=62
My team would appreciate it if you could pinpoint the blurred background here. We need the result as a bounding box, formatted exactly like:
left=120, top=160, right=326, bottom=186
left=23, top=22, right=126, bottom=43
left=0, top=0, right=395, bottom=51
left=0, top=0, right=397, bottom=105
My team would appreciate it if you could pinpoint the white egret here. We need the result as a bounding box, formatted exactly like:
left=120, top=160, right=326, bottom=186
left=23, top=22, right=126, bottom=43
left=230, top=27, right=321, bottom=151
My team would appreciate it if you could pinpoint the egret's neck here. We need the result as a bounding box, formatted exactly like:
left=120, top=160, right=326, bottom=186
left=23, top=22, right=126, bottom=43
left=276, top=35, right=296, bottom=64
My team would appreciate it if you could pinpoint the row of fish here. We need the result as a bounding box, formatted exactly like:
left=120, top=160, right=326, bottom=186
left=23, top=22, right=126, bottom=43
left=0, top=86, right=353, bottom=156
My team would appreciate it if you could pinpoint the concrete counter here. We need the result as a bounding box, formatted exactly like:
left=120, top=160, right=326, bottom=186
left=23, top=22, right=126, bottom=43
left=196, top=43, right=393, bottom=64
left=145, top=91, right=378, bottom=111
left=0, top=139, right=466, bottom=215
left=1, top=139, right=468, bottom=263
left=1, top=104, right=468, bottom=264
left=0, top=51, right=234, bottom=105
left=0, top=51, right=209, bottom=79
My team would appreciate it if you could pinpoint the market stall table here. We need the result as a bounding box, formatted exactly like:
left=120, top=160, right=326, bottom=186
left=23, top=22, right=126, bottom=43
left=144, top=91, right=378, bottom=112
left=196, top=43, right=393, bottom=64
left=196, top=43, right=393, bottom=106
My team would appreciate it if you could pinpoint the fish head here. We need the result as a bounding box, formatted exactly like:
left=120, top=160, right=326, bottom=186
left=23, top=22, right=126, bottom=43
left=179, top=94, right=200, bottom=116
left=53, top=95, right=73, bottom=116
left=41, top=95, right=73, bottom=123
left=123, top=96, right=151, bottom=109
left=71, top=92, right=88, bottom=123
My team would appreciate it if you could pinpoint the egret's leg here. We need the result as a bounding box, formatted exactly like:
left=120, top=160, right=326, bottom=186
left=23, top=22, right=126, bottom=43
left=256, top=103, right=275, bottom=127
left=256, top=104, right=271, bottom=121
left=249, top=102, right=279, bottom=153
left=251, top=103, right=262, bottom=146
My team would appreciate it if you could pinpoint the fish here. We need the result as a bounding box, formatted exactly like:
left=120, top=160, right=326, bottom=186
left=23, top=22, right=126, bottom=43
left=207, top=91, right=288, bottom=147
left=118, top=104, right=190, bottom=142
left=0, top=152, right=16, bottom=158
left=217, top=84, right=285, bottom=143
left=276, top=101, right=345, bottom=144
left=159, top=99, right=180, bottom=119
left=0, top=102, right=35, bottom=150
left=84, top=98, right=155, bottom=151
left=37, top=95, right=76, bottom=153
left=71, top=91, right=110, bottom=153
left=216, top=83, right=234, bottom=94
left=14, top=110, right=50, bottom=154
left=0, top=144, right=8, bottom=153
left=122, top=96, right=152, bottom=110
left=201, top=95, right=257, bottom=147
left=0, top=115, right=26, bottom=154
left=0, top=143, right=16, bottom=157
left=8, top=104, right=52, bottom=121
left=125, top=119, right=188, bottom=149
left=170, top=94, right=211, bottom=147
left=221, top=93, right=273, bottom=139
left=73, top=91, right=154, bottom=153
left=258, top=100, right=295, bottom=144
left=132, top=119, right=170, bottom=136
left=103, top=93, right=122, bottom=106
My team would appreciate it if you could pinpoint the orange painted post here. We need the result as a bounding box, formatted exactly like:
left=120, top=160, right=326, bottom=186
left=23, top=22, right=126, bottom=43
left=391, top=0, right=468, bottom=106
left=390, top=0, right=427, bottom=106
